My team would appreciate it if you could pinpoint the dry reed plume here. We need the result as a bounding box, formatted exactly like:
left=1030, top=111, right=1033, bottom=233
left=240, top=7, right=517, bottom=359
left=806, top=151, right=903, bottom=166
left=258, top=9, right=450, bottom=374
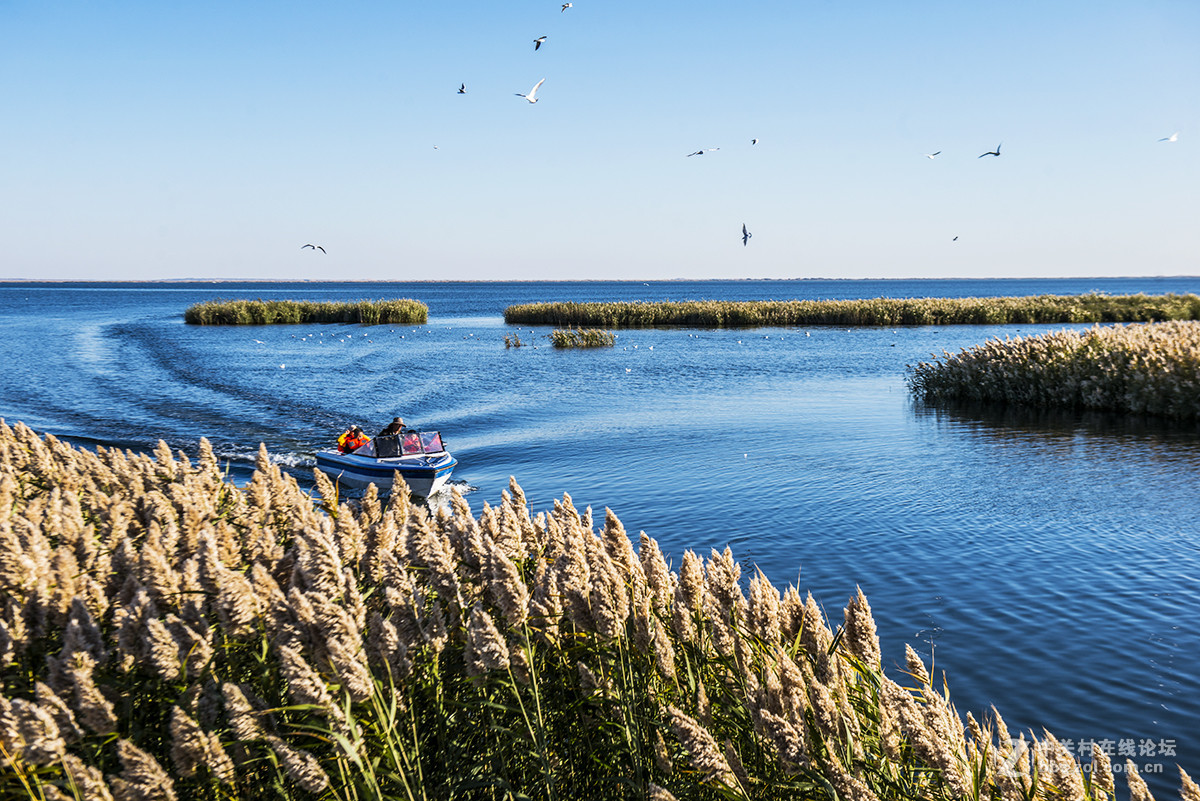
left=908, top=320, right=1200, bottom=419
left=0, top=419, right=1190, bottom=799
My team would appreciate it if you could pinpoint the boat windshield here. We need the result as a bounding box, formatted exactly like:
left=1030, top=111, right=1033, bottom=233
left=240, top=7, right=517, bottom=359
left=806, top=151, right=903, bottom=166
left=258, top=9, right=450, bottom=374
left=382, top=431, right=445, bottom=456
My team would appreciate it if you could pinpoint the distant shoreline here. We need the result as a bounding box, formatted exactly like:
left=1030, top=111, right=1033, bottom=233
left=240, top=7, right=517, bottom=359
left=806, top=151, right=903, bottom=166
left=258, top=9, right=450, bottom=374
left=2, top=275, right=1199, bottom=284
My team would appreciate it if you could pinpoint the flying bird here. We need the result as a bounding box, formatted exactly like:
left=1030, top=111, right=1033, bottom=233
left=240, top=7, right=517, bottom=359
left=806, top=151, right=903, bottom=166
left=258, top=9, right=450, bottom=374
left=751, top=138, right=759, bottom=145
left=516, top=78, right=545, bottom=103
left=561, top=3, right=572, bottom=10
left=924, top=151, right=941, bottom=159
left=458, top=83, right=466, bottom=94
left=534, top=36, right=546, bottom=50
left=952, top=236, right=958, bottom=241
left=742, top=224, right=752, bottom=246
left=302, top=244, right=326, bottom=253
left=1159, top=132, right=1179, bottom=142
left=686, top=150, right=704, bottom=157
left=978, top=143, right=1002, bottom=158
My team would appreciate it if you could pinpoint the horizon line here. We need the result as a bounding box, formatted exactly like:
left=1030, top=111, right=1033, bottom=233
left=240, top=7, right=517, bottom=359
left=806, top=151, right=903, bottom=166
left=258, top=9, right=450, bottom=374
left=3, top=275, right=1200, bottom=284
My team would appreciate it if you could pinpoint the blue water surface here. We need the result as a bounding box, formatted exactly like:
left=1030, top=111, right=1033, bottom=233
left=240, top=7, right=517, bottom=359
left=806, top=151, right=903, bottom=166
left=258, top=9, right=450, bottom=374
left=2, top=277, right=1198, bottom=793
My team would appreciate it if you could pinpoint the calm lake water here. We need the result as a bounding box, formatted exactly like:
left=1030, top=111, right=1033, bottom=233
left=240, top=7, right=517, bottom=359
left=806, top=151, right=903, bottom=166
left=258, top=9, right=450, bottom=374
left=3, top=277, right=1199, bottom=792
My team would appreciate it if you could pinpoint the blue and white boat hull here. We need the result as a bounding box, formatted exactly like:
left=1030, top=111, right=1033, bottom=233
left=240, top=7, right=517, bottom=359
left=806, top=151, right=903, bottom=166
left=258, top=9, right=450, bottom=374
left=315, top=449, right=457, bottom=496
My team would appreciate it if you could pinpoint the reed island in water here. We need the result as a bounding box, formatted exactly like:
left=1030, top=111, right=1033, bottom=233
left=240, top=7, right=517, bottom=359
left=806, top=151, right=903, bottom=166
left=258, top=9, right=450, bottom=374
left=908, top=320, right=1200, bottom=419
left=184, top=298, right=428, bottom=325
left=504, top=293, right=1200, bottom=328
left=0, top=420, right=1195, bottom=800
left=550, top=328, right=618, bottom=348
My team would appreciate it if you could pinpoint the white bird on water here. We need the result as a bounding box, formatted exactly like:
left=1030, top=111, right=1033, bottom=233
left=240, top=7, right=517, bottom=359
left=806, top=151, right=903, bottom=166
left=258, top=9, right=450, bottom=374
left=516, top=78, right=545, bottom=103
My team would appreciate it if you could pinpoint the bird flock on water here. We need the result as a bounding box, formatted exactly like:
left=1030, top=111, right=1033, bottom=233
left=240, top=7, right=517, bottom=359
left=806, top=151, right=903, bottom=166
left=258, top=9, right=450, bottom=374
left=297, top=2, right=1183, bottom=255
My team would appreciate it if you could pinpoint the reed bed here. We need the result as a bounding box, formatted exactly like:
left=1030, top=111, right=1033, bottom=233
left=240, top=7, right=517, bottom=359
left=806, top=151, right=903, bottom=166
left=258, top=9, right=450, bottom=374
left=184, top=298, right=428, bottom=325
left=549, top=328, right=617, bottom=348
left=504, top=293, right=1200, bottom=329
left=908, top=320, right=1200, bottom=419
left=0, top=420, right=1195, bottom=800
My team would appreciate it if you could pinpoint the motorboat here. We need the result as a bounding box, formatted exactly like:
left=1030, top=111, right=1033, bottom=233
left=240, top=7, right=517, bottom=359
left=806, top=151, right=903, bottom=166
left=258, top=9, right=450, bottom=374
left=315, top=431, right=457, bottom=496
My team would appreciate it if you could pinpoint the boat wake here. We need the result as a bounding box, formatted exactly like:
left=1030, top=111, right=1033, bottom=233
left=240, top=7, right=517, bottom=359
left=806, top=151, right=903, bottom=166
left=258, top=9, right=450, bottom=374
left=211, top=446, right=316, bottom=469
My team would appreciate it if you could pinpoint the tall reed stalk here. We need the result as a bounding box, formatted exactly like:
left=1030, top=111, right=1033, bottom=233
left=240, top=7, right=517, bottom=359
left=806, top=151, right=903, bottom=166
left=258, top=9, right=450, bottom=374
left=0, top=420, right=1192, bottom=800
left=505, top=293, right=1200, bottom=328
left=184, top=298, right=428, bottom=325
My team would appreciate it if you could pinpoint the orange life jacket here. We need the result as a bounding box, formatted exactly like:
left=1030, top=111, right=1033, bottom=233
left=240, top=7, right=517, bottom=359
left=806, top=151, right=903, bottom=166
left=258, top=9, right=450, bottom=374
left=339, top=431, right=369, bottom=453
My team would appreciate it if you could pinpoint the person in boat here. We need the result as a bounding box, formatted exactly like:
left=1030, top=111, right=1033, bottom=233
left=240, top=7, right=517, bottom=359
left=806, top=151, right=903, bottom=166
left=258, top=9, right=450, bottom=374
left=338, top=426, right=370, bottom=454
left=377, top=417, right=405, bottom=437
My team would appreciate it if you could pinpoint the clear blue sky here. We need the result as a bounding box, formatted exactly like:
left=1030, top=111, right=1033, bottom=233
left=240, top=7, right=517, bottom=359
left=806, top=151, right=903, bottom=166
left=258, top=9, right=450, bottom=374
left=2, top=0, right=1196, bottom=281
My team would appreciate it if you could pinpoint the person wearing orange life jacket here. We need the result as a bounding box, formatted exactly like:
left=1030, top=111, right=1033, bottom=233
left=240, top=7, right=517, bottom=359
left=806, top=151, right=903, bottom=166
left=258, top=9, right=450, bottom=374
left=338, top=426, right=370, bottom=453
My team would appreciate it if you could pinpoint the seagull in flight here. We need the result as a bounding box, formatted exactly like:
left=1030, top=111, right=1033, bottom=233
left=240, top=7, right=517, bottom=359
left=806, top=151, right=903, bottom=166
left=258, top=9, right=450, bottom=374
left=1159, top=132, right=1179, bottom=142
left=533, top=36, right=546, bottom=50
left=458, top=83, right=466, bottom=94
left=751, top=138, right=759, bottom=145
left=561, top=3, right=572, bottom=10
left=742, top=223, right=752, bottom=246
left=686, top=150, right=704, bottom=157
left=924, top=151, right=941, bottom=159
left=516, top=78, right=545, bottom=103
left=978, top=143, right=1002, bottom=158
left=302, top=244, right=326, bottom=253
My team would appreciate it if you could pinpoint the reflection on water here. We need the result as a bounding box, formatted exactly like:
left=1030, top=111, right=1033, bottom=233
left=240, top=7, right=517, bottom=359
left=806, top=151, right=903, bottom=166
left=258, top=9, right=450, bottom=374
left=916, top=399, right=1200, bottom=446
left=913, top=401, right=1200, bottom=516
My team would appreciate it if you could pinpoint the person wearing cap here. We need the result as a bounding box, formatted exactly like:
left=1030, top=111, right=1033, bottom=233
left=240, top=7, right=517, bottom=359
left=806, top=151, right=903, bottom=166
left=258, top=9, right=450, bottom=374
left=338, top=426, right=370, bottom=453
left=377, top=417, right=405, bottom=437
